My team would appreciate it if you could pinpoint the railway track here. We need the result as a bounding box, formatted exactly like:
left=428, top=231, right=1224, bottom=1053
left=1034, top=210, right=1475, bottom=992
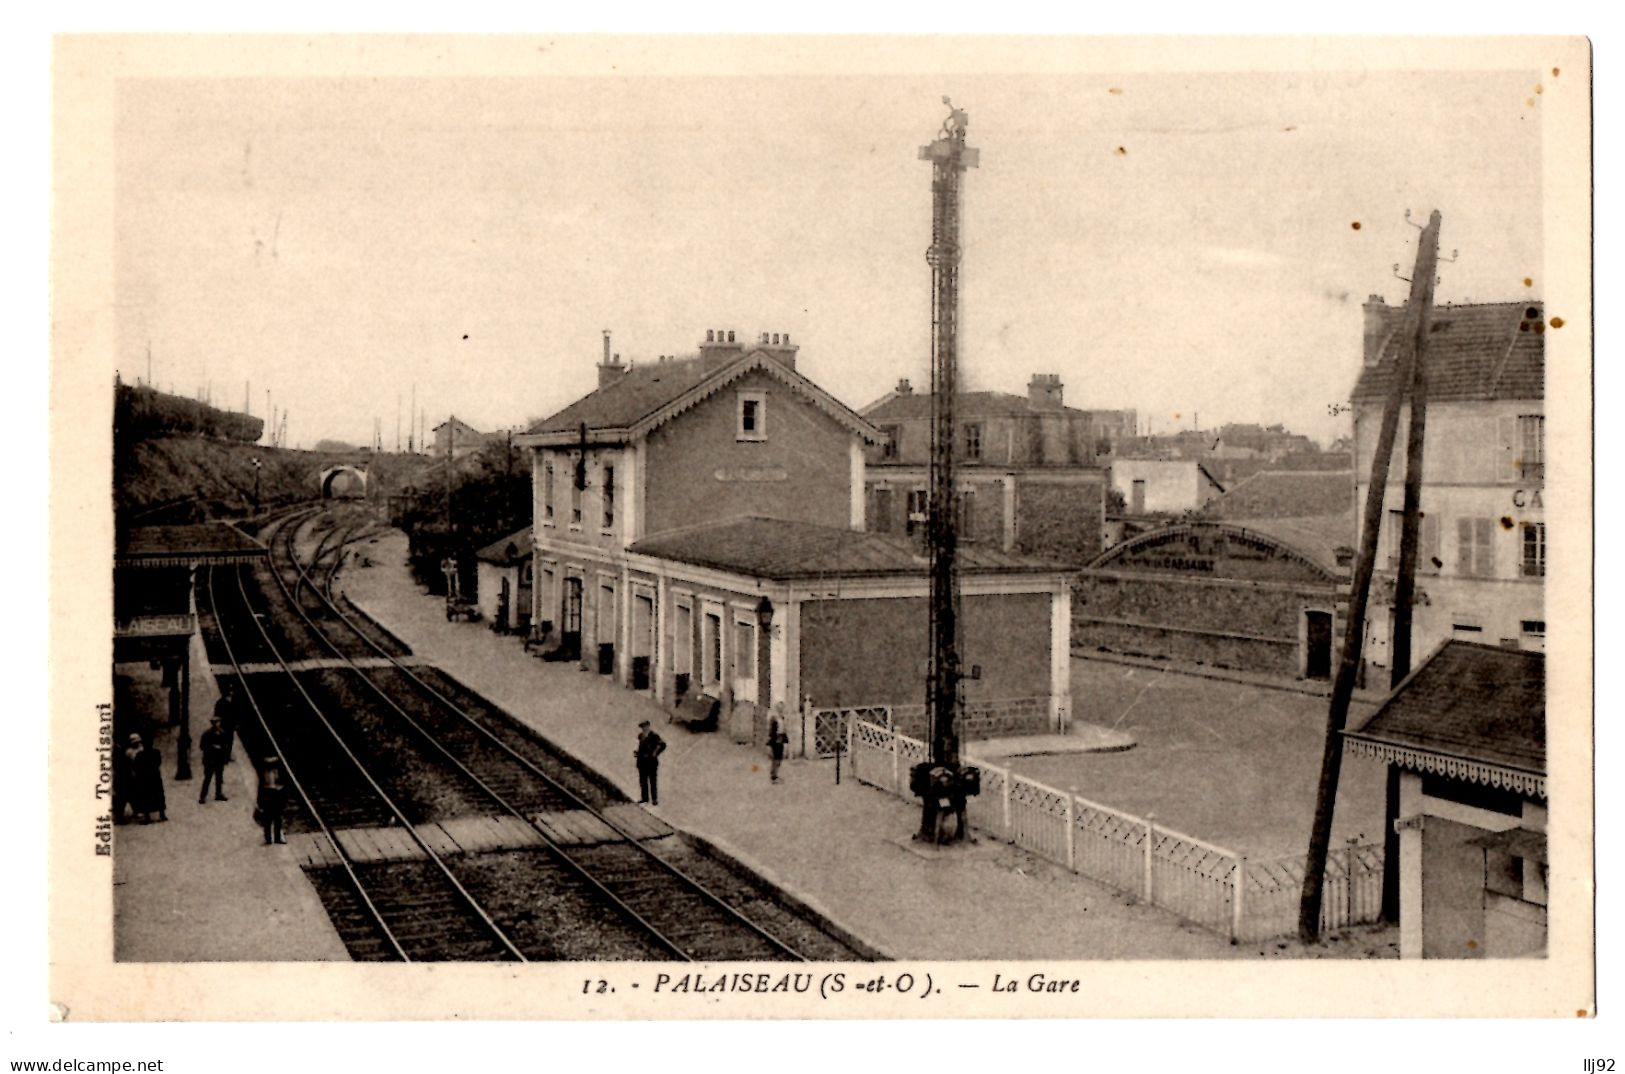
left=203, top=536, right=527, bottom=962
left=212, top=504, right=833, bottom=961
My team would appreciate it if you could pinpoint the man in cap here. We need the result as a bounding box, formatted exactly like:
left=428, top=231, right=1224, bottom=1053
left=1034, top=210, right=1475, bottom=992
left=634, top=720, right=667, bottom=806
left=197, top=715, right=231, bottom=803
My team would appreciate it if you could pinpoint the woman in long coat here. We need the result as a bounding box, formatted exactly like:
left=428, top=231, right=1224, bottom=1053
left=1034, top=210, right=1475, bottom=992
left=131, top=734, right=167, bottom=823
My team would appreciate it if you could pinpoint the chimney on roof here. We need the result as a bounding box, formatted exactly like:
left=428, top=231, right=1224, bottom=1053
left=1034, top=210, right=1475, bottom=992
left=597, top=330, right=627, bottom=388
left=1362, top=295, right=1391, bottom=368
left=758, top=328, right=799, bottom=372
left=698, top=327, right=746, bottom=372
left=896, top=378, right=913, bottom=395
left=1028, top=373, right=1064, bottom=410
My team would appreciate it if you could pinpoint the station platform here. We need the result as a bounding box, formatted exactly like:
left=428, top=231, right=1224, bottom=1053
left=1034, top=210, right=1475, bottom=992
left=342, top=532, right=1250, bottom=960
left=113, top=631, right=350, bottom=962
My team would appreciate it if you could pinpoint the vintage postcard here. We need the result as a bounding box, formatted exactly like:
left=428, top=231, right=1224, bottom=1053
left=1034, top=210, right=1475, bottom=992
left=48, top=34, right=1592, bottom=1026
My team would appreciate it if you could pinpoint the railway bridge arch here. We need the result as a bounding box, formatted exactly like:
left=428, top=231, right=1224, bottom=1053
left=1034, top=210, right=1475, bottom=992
left=318, top=464, right=369, bottom=499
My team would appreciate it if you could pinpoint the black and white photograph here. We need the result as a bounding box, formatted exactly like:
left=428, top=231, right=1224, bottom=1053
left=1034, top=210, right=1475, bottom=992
left=45, top=33, right=1592, bottom=1031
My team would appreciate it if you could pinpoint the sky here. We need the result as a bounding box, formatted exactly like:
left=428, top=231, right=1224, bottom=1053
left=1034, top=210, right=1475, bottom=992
left=114, top=65, right=1547, bottom=450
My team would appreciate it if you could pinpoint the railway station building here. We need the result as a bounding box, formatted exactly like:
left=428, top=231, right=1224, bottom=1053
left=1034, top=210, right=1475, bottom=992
left=514, top=330, right=1073, bottom=755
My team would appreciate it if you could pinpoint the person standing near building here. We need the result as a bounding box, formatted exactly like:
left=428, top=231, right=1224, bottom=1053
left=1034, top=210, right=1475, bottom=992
left=131, top=733, right=167, bottom=824
left=113, top=732, right=141, bottom=824
left=196, top=716, right=230, bottom=803
left=634, top=720, right=666, bottom=805
left=213, top=681, right=239, bottom=763
left=768, top=715, right=788, bottom=784
left=255, top=758, right=288, bottom=845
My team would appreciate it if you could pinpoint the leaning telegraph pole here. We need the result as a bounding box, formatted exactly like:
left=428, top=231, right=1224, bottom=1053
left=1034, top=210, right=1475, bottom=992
left=1382, top=212, right=1446, bottom=920
left=1299, top=210, right=1441, bottom=942
left=915, top=99, right=979, bottom=842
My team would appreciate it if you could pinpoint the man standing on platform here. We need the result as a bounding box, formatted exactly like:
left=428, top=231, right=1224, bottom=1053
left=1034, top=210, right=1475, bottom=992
left=213, top=682, right=239, bottom=763
left=635, top=720, right=666, bottom=806
left=197, top=715, right=230, bottom=803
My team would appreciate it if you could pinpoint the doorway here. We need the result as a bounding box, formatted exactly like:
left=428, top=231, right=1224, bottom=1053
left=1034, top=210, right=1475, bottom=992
left=1304, top=609, right=1333, bottom=680
left=561, top=577, right=583, bottom=660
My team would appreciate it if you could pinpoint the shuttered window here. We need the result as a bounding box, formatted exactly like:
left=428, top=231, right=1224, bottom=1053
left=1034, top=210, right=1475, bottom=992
left=1457, top=517, right=1495, bottom=578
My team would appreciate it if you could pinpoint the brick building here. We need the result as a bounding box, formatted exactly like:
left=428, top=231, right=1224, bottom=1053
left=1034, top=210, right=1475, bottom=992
left=1075, top=467, right=1355, bottom=680
left=862, top=373, right=1109, bottom=565
left=1352, top=298, right=1546, bottom=676
left=513, top=331, right=1073, bottom=754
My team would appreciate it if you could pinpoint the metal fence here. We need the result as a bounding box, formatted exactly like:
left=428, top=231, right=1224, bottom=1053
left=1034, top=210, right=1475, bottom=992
left=845, top=718, right=1382, bottom=944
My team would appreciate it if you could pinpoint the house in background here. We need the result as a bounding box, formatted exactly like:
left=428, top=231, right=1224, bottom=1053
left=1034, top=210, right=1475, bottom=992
left=862, top=372, right=1109, bottom=566
left=1352, top=298, right=1546, bottom=678
left=431, top=416, right=492, bottom=459
left=1344, top=641, right=1546, bottom=959
left=514, top=330, right=1072, bottom=754
left=1109, top=457, right=1225, bottom=516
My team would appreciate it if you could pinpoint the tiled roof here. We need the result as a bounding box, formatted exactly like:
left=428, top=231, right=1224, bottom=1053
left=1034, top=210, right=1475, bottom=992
left=865, top=391, right=1085, bottom=421
left=1346, top=641, right=1545, bottom=775
left=531, top=354, right=715, bottom=434
left=1351, top=301, right=1545, bottom=403
left=1206, top=470, right=1354, bottom=520
left=629, top=516, right=1065, bottom=581
left=474, top=526, right=532, bottom=565
left=529, top=350, right=877, bottom=443
left=116, top=524, right=267, bottom=566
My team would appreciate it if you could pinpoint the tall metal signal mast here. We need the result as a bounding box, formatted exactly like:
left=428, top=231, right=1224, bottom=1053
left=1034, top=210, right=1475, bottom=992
left=920, top=99, right=978, bottom=804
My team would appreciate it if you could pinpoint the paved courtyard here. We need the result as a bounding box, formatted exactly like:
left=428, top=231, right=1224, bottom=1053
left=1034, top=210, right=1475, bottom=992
left=1001, top=659, right=1387, bottom=861
left=339, top=529, right=1399, bottom=958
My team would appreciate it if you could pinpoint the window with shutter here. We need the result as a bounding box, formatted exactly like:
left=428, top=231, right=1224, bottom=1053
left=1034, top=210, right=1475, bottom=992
left=1475, top=517, right=1495, bottom=577
left=1422, top=512, right=1440, bottom=574
left=1385, top=509, right=1404, bottom=569
left=1498, top=415, right=1519, bottom=483
left=1458, top=517, right=1495, bottom=578
left=873, top=488, right=893, bottom=533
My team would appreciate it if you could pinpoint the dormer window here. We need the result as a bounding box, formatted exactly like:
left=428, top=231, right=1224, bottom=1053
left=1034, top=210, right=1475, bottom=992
left=737, top=390, right=768, bottom=442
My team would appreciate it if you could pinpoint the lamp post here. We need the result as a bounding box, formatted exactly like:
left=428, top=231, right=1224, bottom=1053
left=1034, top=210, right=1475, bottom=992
left=252, top=457, right=261, bottom=513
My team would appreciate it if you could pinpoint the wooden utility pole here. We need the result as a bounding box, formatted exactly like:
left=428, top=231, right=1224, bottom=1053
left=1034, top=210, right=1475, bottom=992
left=1381, top=212, right=1443, bottom=921
left=1299, top=210, right=1441, bottom=942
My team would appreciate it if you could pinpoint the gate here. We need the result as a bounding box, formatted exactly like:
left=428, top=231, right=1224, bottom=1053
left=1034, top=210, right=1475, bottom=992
left=811, top=705, right=892, bottom=757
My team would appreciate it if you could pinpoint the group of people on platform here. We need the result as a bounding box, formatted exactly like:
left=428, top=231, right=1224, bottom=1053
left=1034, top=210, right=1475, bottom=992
left=114, top=681, right=287, bottom=845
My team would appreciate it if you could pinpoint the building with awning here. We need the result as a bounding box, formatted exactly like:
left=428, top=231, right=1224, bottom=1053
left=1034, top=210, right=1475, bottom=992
left=114, top=524, right=267, bottom=777
left=1344, top=639, right=1546, bottom=959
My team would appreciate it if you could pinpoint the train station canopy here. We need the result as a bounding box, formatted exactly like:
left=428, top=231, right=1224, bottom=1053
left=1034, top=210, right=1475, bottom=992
left=115, top=524, right=267, bottom=569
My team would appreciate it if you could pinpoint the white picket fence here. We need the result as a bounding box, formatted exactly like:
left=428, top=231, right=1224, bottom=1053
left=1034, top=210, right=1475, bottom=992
left=847, top=719, right=1381, bottom=944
